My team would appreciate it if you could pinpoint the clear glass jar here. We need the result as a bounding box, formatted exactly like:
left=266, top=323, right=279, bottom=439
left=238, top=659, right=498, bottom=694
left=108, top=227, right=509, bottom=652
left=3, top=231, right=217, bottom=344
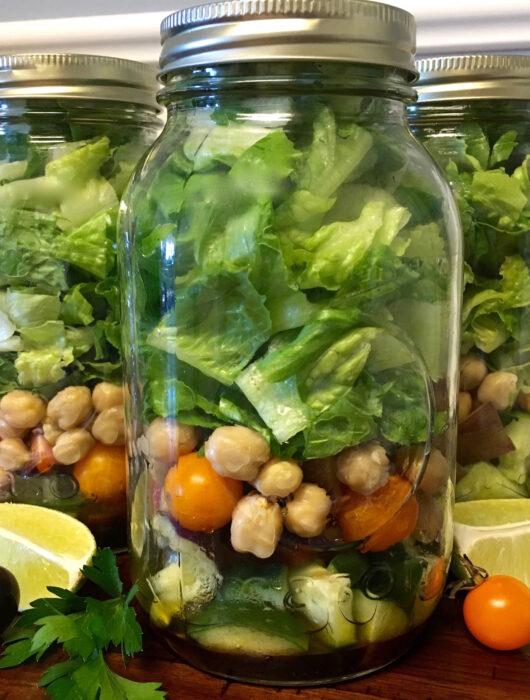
left=121, top=2, right=462, bottom=685
left=410, top=56, right=530, bottom=511
left=0, top=54, right=161, bottom=546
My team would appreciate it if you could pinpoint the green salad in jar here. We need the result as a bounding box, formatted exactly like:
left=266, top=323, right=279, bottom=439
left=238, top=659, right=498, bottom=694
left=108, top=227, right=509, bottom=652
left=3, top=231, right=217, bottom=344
left=412, top=101, right=530, bottom=502
left=123, top=73, right=459, bottom=677
left=0, top=101, right=156, bottom=536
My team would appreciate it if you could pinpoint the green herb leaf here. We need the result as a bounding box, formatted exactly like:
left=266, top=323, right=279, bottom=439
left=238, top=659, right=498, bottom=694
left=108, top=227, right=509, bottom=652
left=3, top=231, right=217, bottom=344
left=0, top=549, right=165, bottom=698
left=82, top=548, right=123, bottom=597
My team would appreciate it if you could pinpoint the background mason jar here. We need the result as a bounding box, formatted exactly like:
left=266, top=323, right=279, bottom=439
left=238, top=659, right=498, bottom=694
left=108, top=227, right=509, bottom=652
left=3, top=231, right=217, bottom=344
left=0, top=53, right=162, bottom=547
left=411, top=56, right=530, bottom=513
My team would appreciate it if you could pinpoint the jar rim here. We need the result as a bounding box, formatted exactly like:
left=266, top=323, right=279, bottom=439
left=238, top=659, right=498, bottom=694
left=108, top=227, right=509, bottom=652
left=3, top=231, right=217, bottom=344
left=158, top=0, right=417, bottom=81
left=0, top=53, right=161, bottom=111
left=416, top=54, right=530, bottom=102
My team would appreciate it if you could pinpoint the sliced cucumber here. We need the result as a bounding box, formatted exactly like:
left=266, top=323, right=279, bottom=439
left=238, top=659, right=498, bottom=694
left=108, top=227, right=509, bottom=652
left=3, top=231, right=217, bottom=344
left=149, top=515, right=222, bottom=625
left=218, top=563, right=288, bottom=609
left=288, top=562, right=357, bottom=649
left=188, top=602, right=308, bottom=655
left=351, top=589, right=409, bottom=644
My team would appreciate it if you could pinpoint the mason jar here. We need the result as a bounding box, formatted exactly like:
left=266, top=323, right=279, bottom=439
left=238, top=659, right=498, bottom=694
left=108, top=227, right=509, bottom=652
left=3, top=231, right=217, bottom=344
left=0, top=54, right=161, bottom=546
left=411, top=56, right=530, bottom=511
left=121, top=1, right=462, bottom=685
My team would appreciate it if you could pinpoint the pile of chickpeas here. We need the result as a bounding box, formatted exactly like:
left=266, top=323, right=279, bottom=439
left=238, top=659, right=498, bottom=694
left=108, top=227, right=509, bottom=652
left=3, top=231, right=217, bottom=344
left=143, top=419, right=450, bottom=558
left=0, top=382, right=125, bottom=482
left=458, top=352, right=525, bottom=421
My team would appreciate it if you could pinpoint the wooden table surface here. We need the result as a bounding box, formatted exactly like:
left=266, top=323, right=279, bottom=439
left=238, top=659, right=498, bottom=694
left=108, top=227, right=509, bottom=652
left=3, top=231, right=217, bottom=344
left=0, top=562, right=528, bottom=700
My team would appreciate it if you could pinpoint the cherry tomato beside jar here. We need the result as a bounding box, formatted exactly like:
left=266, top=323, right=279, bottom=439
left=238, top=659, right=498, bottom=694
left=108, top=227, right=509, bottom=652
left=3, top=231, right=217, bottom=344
left=164, top=452, right=243, bottom=532
left=463, top=575, right=530, bottom=651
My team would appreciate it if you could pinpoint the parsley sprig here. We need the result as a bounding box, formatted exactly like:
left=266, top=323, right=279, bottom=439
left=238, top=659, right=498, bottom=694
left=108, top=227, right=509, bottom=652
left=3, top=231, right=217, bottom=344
left=0, top=549, right=165, bottom=699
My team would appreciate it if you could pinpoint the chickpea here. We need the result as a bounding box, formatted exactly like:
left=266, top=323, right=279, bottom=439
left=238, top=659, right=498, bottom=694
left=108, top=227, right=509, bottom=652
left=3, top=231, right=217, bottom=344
left=145, top=418, right=198, bottom=465
left=403, top=446, right=450, bottom=496
left=0, top=438, right=31, bottom=472
left=205, top=426, right=270, bottom=481
left=414, top=492, right=444, bottom=544
left=52, top=429, right=94, bottom=465
left=458, top=392, right=473, bottom=423
left=284, top=483, right=331, bottom=538
left=92, top=382, right=124, bottom=413
left=477, top=371, right=518, bottom=411
left=0, top=411, right=27, bottom=440
left=47, top=386, right=93, bottom=430
left=0, top=390, right=46, bottom=430
left=336, top=441, right=390, bottom=496
left=252, top=457, right=303, bottom=498
left=42, top=421, right=62, bottom=446
left=460, top=353, right=488, bottom=391
left=231, top=492, right=283, bottom=558
left=518, top=391, right=530, bottom=413
left=91, top=406, right=125, bottom=446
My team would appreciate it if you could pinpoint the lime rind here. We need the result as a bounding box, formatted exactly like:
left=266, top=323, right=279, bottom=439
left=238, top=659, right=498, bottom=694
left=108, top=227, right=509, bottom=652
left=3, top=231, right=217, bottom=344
left=0, top=503, right=96, bottom=610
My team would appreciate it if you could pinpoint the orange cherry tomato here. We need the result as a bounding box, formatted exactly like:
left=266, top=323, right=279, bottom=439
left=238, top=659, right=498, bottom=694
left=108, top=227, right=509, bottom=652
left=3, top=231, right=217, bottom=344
left=73, top=444, right=127, bottom=502
left=31, top=433, right=56, bottom=474
left=337, top=475, right=414, bottom=543
left=421, top=556, right=447, bottom=601
left=463, top=575, right=530, bottom=651
left=164, top=452, right=243, bottom=532
left=360, top=493, right=419, bottom=553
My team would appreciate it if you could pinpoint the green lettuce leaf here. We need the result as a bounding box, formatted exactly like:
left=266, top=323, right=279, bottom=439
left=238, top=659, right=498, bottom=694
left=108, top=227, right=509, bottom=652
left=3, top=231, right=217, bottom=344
left=60, top=286, right=94, bottom=326
left=297, top=107, right=373, bottom=198
left=15, top=347, right=74, bottom=387
left=19, top=321, right=65, bottom=348
left=183, top=121, right=272, bottom=171
left=7, top=290, right=61, bottom=327
left=471, top=170, right=527, bottom=230
left=54, top=209, right=116, bottom=279
left=147, top=273, right=271, bottom=385
left=45, top=137, right=111, bottom=184
left=489, top=131, right=518, bottom=168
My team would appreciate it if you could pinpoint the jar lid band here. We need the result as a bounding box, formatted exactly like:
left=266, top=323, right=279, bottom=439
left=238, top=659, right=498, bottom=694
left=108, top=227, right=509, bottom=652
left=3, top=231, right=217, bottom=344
left=416, top=54, right=530, bottom=102
left=0, top=54, right=160, bottom=110
left=159, top=0, right=417, bottom=80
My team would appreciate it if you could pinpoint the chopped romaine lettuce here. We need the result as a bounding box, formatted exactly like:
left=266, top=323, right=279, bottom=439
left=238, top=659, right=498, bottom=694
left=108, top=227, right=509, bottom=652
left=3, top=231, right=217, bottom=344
left=134, top=101, right=452, bottom=460
left=0, top=125, right=147, bottom=394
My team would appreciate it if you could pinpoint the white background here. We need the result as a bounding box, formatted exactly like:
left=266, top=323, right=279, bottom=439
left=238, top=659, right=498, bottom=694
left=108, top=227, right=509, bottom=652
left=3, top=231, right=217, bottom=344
left=0, top=0, right=529, bottom=63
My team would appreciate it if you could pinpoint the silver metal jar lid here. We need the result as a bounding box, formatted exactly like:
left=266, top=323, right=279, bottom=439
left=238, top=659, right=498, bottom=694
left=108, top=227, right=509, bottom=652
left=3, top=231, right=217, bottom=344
left=416, top=54, right=530, bottom=102
left=159, top=0, right=417, bottom=80
left=0, top=54, right=159, bottom=109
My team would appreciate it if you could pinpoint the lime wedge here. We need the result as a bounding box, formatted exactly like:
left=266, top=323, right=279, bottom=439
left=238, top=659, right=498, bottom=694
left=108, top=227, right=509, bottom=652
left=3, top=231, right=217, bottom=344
left=0, top=503, right=96, bottom=609
left=453, top=499, right=530, bottom=587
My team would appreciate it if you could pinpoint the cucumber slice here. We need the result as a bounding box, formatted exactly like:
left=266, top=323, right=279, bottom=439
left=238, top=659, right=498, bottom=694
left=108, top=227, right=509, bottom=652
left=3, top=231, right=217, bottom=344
left=149, top=515, right=222, bottom=625
left=288, top=562, right=357, bottom=649
left=351, top=589, right=409, bottom=644
left=218, top=563, right=288, bottom=609
left=188, top=602, right=308, bottom=655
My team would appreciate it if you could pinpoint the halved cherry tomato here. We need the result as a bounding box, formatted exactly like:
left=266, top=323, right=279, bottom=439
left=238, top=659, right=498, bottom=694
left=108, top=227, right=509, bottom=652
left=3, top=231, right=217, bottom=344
left=31, top=433, right=56, bottom=474
left=463, top=575, right=530, bottom=651
left=337, top=475, right=414, bottom=543
left=164, top=452, right=243, bottom=532
left=73, top=444, right=127, bottom=502
left=422, top=556, right=446, bottom=601
left=361, top=493, right=419, bottom=553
